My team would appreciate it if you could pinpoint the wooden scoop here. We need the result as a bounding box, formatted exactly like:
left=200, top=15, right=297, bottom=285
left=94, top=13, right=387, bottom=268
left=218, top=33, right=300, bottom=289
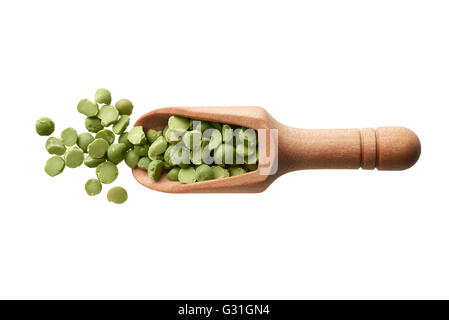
left=132, top=107, right=421, bottom=193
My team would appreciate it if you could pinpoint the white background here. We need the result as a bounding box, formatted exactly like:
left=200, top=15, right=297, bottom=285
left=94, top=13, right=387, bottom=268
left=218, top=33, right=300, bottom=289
left=0, top=0, right=448, bottom=299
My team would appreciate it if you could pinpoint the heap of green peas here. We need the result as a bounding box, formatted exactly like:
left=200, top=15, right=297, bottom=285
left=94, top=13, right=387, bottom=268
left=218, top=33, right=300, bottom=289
left=36, top=88, right=259, bottom=203
left=129, top=116, right=259, bottom=183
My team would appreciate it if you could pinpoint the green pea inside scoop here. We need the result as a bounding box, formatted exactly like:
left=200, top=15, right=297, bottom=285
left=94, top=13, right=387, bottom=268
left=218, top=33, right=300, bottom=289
left=148, top=136, right=168, bottom=157
left=168, top=115, right=190, bottom=131
left=146, top=129, right=162, bottom=144
left=148, top=160, right=164, bottom=181
left=133, top=143, right=149, bottom=156
left=167, top=167, right=180, bottom=181
left=211, top=166, right=229, bottom=179
left=196, top=164, right=213, bottom=181
left=137, top=157, right=151, bottom=169
left=178, top=166, right=197, bottom=184
left=229, top=166, right=248, bottom=176
left=128, top=126, right=146, bottom=145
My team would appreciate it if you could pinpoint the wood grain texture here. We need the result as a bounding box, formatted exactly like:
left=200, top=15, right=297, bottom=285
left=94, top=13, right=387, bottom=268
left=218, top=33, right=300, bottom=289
left=132, top=107, right=421, bottom=193
left=361, top=128, right=377, bottom=170
left=376, top=127, right=421, bottom=170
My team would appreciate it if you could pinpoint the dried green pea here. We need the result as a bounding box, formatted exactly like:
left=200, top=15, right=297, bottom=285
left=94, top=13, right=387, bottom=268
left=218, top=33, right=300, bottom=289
left=162, top=125, right=169, bottom=137
left=77, top=99, right=98, bottom=117
left=45, top=156, right=65, bottom=177
left=211, top=166, right=229, bottom=179
left=178, top=166, right=197, bottom=184
left=97, top=105, right=119, bottom=126
left=128, top=126, right=146, bottom=145
left=107, top=186, right=128, bottom=204
left=246, top=163, right=258, bottom=171
left=94, top=88, right=112, bottom=105
left=147, top=160, right=164, bottom=181
left=182, top=130, right=202, bottom=150
left=84, top=155, right=105, bottom=168
left=107, top=143, right=128, bottom=164
left=96, top=161, right=119, bottom=184
left=61, top=127, right=78, bottom=146
left=133, top=143, right=149, bottom=156
left=195, top=164, right=213, bottom=181
left=201, top=144, right=215, bottom=165
left=168, top=115, right=190, bottom=130
left=222, top=124, right=233, bottom=143
left=112, top=115, right=130, bottom=135
left=95, top=129, right=115, bottom=145
left=115, top=99, right=133, bottom=115
left=229, top=166, right=248, bottom=176
left=64, top=146, right=84, bottom=168
left=36, top=117, right=55, bottom=136
left=149, top=153, right=163, bottom=161
left=164, top=127, right=185, bottom=144
left=146, top=129, right=162, bottom=144
left=190, top=147, right=202, bottom=165
left=46, top=137, right=66, bottom=155
left=137, top=157, right=151, bottom=169
left=192, top=120, right=212, bottom=133
left=167, top=167, right=180, bottom=181
left=85, top=179, right=102, bottom=196
left=87, top=138, right=109, bottom=159
left=148, top=136, right=168, bottom=157
left=163, top=161, right=172, bottom=169
left=77, top=132, right=94, bottom=153
left=118, top=132, right=133, bottom=149
left=209, top=122, right=222, bottom=131
left=85, top=116, right=104, bottom=133
left=163, top=145, right=175, bottom=165
left=125, top=150, right=139, bottom=168
left=167, top=145, right=190, bottom=167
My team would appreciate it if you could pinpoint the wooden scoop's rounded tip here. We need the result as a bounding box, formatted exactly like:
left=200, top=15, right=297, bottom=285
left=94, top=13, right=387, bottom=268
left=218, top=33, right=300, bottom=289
left=376, top=127, right=421, bottom=171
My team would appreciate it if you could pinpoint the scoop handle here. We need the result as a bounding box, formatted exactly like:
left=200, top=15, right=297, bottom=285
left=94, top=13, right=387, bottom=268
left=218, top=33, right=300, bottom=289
left=281, top=127, right=420, bottom=171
